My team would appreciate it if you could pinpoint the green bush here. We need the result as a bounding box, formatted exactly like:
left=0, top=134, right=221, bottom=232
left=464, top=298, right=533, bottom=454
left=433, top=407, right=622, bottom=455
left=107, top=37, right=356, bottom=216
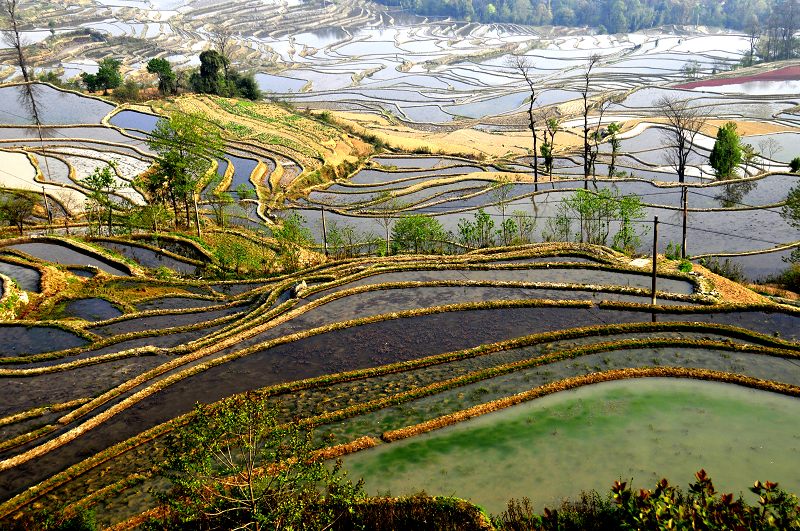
left=495, top=470, right=800, bottom=530
left=494, top=492, right=617, bottom=531
left=150, top=394, right=363, bottom=530
left=332, top=494, right=493, bottom=531
left=790, top=157, right=800, bottom=174
left=678, top=259, right=693, bottom=272
left=773, top=261, right=800, bottom=292
left=665, top=241, right=683, bottom=260
left=5, top=508, right=96, bottom=530
left=701, top=257, right=745, bottom=283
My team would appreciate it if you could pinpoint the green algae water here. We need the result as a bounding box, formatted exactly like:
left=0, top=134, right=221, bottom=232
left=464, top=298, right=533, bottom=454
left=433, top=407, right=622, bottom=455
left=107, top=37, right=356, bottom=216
left=343, top=378, right=800, bottom=513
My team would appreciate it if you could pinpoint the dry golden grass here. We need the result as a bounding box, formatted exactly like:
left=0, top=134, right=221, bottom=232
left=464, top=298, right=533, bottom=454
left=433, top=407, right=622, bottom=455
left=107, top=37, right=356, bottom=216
left=330, top=110, right=800, bottom=161
left=691, top=261, right=770, bottom=305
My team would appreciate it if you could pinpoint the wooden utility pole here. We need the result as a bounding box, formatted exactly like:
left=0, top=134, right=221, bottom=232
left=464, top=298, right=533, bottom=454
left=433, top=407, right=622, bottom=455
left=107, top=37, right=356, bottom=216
left=40, top=186, right=52, bottom=225
left=320, top=205, right=328, bottom=257
left=193, top=195, right=202, bottom=238
left=681, top=185, right=688, bottom=259
left=651, top=216, right=659, bottom=306
left=385, top=221, right=390, bottom=256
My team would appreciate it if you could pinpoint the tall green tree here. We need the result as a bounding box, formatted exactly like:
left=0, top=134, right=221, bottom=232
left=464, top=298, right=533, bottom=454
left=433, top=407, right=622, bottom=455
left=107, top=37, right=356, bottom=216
left=542, top=188, right=646, bottom=251
left=392, top=214, right=446, bottom=253
left=190, top=50, right=227, bottom=95
left=144, top=112, right=223, bottom=229
left=0, top=192, right=36, bottom=235
left=82, top=58, right=122, bottom=95
left=607, top=122, right=623, bottom=177
left=272, top=211, right=312, bottom=272
left=709, top=122, right=743, bottom=179
left=147, top=58, right=177, bottom=95
left=783, top=184, right=800, bottom=232
left=542, top=113, right=560, bottom=177
left=457, top=208, right=495, bottom=248
left=81, top=164, right=118, bottom=235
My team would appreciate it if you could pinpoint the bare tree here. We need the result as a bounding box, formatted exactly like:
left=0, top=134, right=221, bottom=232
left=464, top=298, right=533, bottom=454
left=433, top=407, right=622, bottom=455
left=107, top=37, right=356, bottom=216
left=657, top=96, right=707, bottom=184
left=745, top=16, right=760, bottom=66
left=588, top=96, right=614, bottom=180
left=372, top=190, right=401, bottom=256
left=757, top=137, right=780, bottom=170
left=541, top=107, right=561, bottom=178
left=656, top=95, right=708, bottom=258
left=581, top=54, right=600, bottom=187
left=776, top=0, right=799, bottom=60
left=510, top=55, right=539, bottom=188
left=55, top=189, right=82, bottom=235
left=209, top=24, right=235, bottom=79
left=1, top=0, right=28, bottom=82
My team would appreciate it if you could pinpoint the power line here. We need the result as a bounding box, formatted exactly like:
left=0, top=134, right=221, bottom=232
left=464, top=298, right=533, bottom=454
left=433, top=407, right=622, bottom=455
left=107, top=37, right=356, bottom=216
left=687, top=189, right=787, bottom=216
left=658, top=220, right=788, bottom=247
left=302, top=203, right=795, bottom=248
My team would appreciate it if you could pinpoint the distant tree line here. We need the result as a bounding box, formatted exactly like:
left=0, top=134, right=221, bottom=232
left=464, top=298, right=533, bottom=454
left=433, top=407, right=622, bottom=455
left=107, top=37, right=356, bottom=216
left=377, top=0, right=794, bottom=38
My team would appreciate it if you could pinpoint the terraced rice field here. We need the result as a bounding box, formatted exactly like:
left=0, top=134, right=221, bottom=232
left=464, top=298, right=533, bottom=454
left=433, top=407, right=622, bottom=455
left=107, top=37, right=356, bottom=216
left=2, top=3, right=800, bottom=526
left=3, top=20, right=800, bottom=281
left=291, top=153, right=800, bottom=279
left=0, top=84, right=316, bottom=232
left=0, top=243, right=799, bottom=526
left=345, top=378, right=800, bottom=512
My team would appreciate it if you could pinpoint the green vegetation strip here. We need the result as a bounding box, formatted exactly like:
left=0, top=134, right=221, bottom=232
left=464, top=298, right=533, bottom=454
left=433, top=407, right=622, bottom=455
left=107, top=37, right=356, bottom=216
left=0, top=347, right=162, bottom=377
left=598, top=300, right=800, bottom=316
left=0, top=425, right=58, bottom=454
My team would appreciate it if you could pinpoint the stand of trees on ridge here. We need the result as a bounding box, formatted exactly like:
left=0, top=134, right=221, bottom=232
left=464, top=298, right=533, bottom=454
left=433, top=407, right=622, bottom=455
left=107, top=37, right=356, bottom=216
left=377, top=0, right=796, bottom=46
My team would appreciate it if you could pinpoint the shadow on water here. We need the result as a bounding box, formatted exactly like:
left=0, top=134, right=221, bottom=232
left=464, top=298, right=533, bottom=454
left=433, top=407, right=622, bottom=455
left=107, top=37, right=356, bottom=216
left=0, top=259, right=41, bottom=292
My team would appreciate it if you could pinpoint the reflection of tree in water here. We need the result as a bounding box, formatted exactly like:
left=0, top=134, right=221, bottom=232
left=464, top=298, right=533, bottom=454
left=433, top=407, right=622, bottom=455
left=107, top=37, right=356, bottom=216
left=19, top=83, right=55, bottom=221
left=714, top=177, right=757, bottom=208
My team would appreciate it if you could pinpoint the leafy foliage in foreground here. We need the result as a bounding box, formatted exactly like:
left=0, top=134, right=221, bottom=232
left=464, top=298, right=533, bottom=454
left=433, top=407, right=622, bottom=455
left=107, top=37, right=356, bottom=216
left=494, top=470, right=800, bottom=530
left=149, top=394, right=363, bottom=530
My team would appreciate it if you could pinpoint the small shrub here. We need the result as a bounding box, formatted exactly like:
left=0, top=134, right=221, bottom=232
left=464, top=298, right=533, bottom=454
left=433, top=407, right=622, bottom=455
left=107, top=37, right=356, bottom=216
left=678, top=259, right=693, bottom=272
left=154, top=266, right=174, bottom=280
left=5, top=507, right=97, bottom=530
left=702, top=257, right=745, bottom=283
left=790, top=156, right=800, bottom=174
left=766, top=261, right=800, bottom=292
left=495, top=471, right=800, bottom=530
left=665, top=241, right=682, bottom=260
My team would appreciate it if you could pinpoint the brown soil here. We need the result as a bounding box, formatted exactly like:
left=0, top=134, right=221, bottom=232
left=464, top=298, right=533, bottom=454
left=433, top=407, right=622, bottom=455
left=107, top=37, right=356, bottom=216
left=692, top=262, right=770, bottom=305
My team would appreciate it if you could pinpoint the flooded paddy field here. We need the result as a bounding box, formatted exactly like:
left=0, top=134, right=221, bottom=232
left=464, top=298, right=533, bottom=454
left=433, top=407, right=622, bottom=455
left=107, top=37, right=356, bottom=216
left=0, top=260, right=41, bottom=293
left=5, top=241, right=132, bottom=276
left=92, top=240, right=201, bottom=276
left=345, top=378, right=800, bottom=513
